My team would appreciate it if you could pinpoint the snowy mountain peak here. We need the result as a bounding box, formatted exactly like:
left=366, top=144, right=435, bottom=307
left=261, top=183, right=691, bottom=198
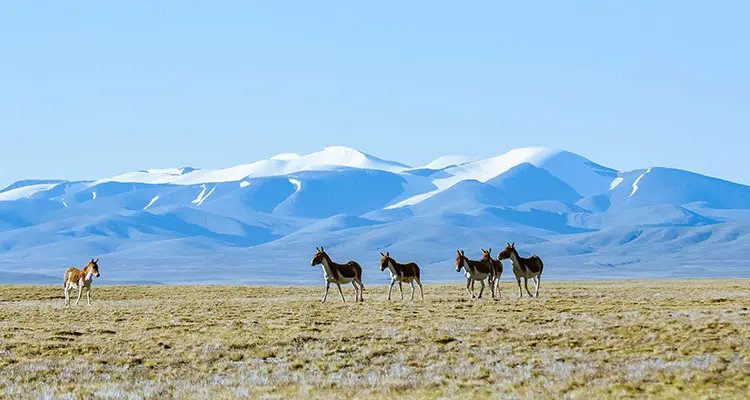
left=307, top=146, right=371, bottom=166
left=420, top=155, right=480, bottom=170
left=270, top=153, right=302, bottom=161
left=315, top=146, right=411, bottom=170
left=502, top=146, right=562, bottom=162
left=442, top=147, right=617, bottom=198
left=386, top=147, right=618, bottom=209
left=92, top=146, right=409, bottom=186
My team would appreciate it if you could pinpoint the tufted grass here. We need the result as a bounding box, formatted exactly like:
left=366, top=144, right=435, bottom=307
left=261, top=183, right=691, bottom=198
left=0, top=280, right=748, bottom=399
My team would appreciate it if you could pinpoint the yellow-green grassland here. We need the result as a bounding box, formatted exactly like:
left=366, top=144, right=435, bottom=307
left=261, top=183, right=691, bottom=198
left=1, top=280, right=748, bottom=399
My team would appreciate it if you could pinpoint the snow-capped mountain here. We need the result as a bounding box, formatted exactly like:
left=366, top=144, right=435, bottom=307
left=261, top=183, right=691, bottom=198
left=96, top=146, right=411, bottom=185
left=1, top=146, right=748, bottom=284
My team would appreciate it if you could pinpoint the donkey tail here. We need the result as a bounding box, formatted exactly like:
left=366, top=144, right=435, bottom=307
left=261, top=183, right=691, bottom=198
left=532, top=255, right=544, bottom=275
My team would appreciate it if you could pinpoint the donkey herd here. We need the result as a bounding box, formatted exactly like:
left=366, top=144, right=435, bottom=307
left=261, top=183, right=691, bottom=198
left=62, top=243, right=544, bottom=306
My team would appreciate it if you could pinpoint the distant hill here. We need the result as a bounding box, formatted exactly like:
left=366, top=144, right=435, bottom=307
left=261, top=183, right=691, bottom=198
left=1, top=146, right=748, bottom=284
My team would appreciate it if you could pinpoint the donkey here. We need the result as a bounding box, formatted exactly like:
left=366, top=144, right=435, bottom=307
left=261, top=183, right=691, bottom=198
left=64, top=258, right=101, bottom=306
left=311, top=247, right=364, bottom=303
left=481, top=248, right=503, bottom=298
left=455, top=250, right=493, bottom=298
left=498, top=242, right=544, bottom=297
left=379, top=252, right=424, bottom=301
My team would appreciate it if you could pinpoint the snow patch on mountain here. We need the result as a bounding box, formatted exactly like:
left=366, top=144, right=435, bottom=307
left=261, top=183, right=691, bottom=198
left=288, top=179, right=301, bottom=192
left=610, top=177, right=624, bottom=190
left=144, top=196, right=160, bottom=210
left=420, top=155, right=480, bottom=170
left=192, top=185, right=216, bottom=206
left=270, top=153, right=302, bottom=161
left=0, top=183, right=59, bottom=201
left=386, top=189, right=441, bottom=209
left=630, top=168, right=652, bottom=197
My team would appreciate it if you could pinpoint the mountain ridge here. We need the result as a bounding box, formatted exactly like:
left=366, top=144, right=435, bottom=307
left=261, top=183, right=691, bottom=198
left=1, top=146, right=748, bottom=284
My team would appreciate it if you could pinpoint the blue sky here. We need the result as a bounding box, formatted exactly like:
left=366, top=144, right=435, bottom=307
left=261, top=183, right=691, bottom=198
left=1, top=1, right=748, bottom=188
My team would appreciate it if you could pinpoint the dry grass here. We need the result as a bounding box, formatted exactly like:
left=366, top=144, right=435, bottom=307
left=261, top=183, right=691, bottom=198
left=0, top=280, right=748, bottom=399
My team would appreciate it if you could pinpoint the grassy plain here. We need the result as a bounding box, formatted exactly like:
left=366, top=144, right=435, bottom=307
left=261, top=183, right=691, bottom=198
left=0, top=280, right=748, bottom=399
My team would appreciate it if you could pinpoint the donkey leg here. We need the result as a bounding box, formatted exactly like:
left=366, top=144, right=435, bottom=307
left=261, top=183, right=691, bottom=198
left=410, top=281, right=415, bottom=301
left=524, top=278, right=534, bottom=297
left=351, top=282, right=358, bottom=302
left=517, top=278, right=523, bottom=297
left=86, top=286, right=92, bottom=306
left=64, top=286, right=70, bottom=306
left=75, top=286, right=83, bottom=306
left=416, top=278, right=424, bottom=300
left=466, top=278, right=474, bottom=298
left=398, top=282, right=404, bottom=300
left=336, top=283, right=346, bottom=304
left=478, top=280, right=485, bottom=298
left=388, top=279, right=396, bottom=300
left=535, top=275, right=541, bottom=298
left=355, top=280, right=364, bottom=302
left=322, top=282, right=331, bottom=303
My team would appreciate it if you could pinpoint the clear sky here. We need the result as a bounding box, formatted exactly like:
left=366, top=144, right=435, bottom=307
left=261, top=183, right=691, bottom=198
left=1, top=1, right=748, bottom=189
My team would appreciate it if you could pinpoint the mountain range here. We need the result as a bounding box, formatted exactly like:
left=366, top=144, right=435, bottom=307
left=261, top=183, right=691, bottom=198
left=1, top=146, right=748, bottom=285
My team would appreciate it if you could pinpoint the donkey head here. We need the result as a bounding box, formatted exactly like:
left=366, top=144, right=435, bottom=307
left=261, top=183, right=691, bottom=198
left=87, top=258, right=101, bottom=278
left=481, top=248, right=493, bottom=262
left=497, top=242, right=516, bottom=260
left=311, top=247, right=327, bottom=266
left=455, top=250, right=467, bottom=272
left=379, top=252, right=392, bottom=272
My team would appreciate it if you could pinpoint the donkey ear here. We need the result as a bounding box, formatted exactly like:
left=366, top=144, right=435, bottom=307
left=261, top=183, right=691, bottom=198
left=511, top=242, right=515, bottom=247
left=94, top=258, right=99, bottom=263
left=316, top=247, right=320, bottom=251
left=457, top=250, right=461, bottom=255
left=461, top=250, right=465, bottom=256
left=481, top=248, right=485, bottom=253
left=320, top=247, right=324, bottom=252
left=380, top=252, right=385, bottom=257
left=488, top=248, right=491, bottom=254
left=386, top=252, right=389, bottom=257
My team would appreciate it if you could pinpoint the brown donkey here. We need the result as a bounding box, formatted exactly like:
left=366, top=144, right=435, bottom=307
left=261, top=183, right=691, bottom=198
left=455, top=250, right=493, bottom=298
left=498, top=242, right=543, bottom=297
left=481, top=248, right=503, bottom=298
left=379, top=252, right=424, bottom=301
left=311, top=247, right=364, bottom=303
left=64, top=258, right=101, bottom=306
